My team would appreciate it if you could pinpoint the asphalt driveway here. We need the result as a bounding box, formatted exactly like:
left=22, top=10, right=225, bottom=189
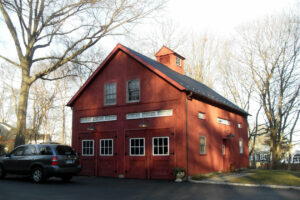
left=0, top=175, right=299, bottom=200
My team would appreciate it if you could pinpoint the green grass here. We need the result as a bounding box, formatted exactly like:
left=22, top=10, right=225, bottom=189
left=230, top=170, right=300, bottom=186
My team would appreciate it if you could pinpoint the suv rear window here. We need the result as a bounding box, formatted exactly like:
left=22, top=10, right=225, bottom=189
left=56, top=146, right=76, bottom=155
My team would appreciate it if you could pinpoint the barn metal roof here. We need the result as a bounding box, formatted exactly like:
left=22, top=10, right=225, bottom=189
left=125, top=46, right=248, bottom=116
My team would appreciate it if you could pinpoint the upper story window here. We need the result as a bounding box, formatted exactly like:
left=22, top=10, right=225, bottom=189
left=80, top=115, right=117, bottom=123
left=217, top=118, right=230, bottom=126
left=126, top=109, right=173, bottom=120
left=176, top=56, right=181, bottom=66
left=127, top=79, right=140, bottom=103
left=238, top=123, right=242, bottom=128
left=198, top=112, right=205, bottom=119
left=104, top=83, right=116, bottom=105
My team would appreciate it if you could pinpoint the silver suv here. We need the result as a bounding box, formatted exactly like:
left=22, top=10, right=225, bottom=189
left=0, top=144, right=81, bottom=183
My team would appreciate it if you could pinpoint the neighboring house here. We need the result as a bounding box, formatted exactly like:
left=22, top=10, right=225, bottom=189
left=0, top=122, right=15, bottom=152
left=67, top=44, right=249, bottom=179
left=250, top=151, right=270, bottom=163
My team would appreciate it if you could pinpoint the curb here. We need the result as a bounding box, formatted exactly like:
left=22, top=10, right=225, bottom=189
left=188, top=179, right=300, bottom=190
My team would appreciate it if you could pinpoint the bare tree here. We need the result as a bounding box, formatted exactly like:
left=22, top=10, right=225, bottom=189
left=185, top=33, right=222, bottom=88
left=237, top=13, right=300, bottom=168
left=28, top=79, right=56, bottom=143
left=0, top=0, right=164, bottom=146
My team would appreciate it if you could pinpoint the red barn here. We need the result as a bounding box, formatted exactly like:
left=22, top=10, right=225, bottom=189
left=67, top=44, right=249, bottom=179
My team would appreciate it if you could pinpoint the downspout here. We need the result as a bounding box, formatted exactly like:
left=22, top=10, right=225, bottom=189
left=186, top=91, right=193, bottom=178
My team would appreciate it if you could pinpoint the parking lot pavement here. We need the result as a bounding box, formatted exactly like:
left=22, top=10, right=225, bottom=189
left=0, top=175, right=299, bottom=200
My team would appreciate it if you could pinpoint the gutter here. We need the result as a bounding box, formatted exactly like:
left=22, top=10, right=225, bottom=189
left=186, top=91, right=193, bottom=178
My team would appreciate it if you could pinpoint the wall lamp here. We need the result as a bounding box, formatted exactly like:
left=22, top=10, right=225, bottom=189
left=138, top=119, right=149, bottom=128
left=225, top=133, right=235, bottom=139
left=87, top=124, right=96, bottom=131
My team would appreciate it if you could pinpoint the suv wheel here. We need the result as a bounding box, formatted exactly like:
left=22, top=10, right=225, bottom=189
left=0, top=165, right=6, bottom=179
left=32, top=167, right=44, bottom=183
left=61, top=175, right=72, bottom=182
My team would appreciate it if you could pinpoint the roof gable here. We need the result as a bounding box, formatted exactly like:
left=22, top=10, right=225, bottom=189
left=67, top=44, right=248, bottom=116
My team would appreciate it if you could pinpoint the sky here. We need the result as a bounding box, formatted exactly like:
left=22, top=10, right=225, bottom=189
left=167, top=0, right=296, bottom=34
left=103, top=0, right=298, bottom=51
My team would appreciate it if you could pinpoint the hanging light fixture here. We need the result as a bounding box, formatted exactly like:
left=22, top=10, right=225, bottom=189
left=87, top=124, right=96, bottom=131
left=138, top=119, right=149, bottom=128
left=225, top=133, right=235, bottom=139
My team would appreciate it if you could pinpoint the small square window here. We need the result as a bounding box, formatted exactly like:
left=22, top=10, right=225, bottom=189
left=152, top=137, right=169, bottom=156
left=82, top=140, right=94, bottom=156
left=198, top=112, right=205, bottom=119
left=100, top=139, right=113, bottom=156
left=238, top=123, right=242, bottom=128
left=176, top=57, right=181, bottom=66
left=130, top=138, right=145, bottom=156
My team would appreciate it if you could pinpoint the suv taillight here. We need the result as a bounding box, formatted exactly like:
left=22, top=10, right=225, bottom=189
left=52, top=156, right=58, bottom=166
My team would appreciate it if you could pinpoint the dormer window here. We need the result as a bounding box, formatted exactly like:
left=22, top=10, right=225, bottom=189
left=176, top=56, right=181, bottom=66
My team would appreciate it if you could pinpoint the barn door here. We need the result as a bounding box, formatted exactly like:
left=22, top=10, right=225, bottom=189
left=150, top=130, right=174, bottom=179
left=97, top=131, right=117, bottom=177
left=125, top=130, right=149, bottom=179
left=79, top=134, right=96, bottom=176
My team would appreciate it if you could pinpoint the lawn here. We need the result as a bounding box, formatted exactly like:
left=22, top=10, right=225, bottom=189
left=230, top=170, right=300, bottom=186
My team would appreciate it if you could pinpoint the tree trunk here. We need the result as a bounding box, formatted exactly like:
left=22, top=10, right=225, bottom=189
left=251, top=135, right=257, bottom=168
left=271, top=142, right=281, bottom=169
left=61, top=105, right=65, bottom=144
left=14, top=70, right=31, bottom=147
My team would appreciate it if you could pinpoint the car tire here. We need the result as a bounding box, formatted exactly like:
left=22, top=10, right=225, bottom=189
left=31, top=167, right=44, bottom=183
left=61, top=175, right=72, bottom=182
left=0, top=165, right=6, bottom=179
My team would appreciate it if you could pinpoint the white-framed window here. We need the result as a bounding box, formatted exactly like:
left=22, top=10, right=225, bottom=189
left=239, top=138, right=243, bottom=154
left=198, top=112, right=205, bottom=119
left=126, top=109, right=173, bottom=120
left=127, top=79, right=140, bottom=103
left=238, top=123, right=242, bottom=128
left=152, top=137, right=169, bottom=156
left=80, top=115, right=117, bottom=123
left=260, top=154, right=266, bottom=161
left=104, top=83, right=116, bottom=105
left=200, top=136, right=206, bottom=154
left=217, top=118, right=230, bottom=125
left=82, top=140, right=94, bottom=156
left=129, top=138, right=145, bottom=156
left=100, top=139, right=113, bottom=156
left=255, top=154, right=259, bottom=160
left=222, top=144, right=225, bottom=155
left=176, top=56, right=181, bottom=66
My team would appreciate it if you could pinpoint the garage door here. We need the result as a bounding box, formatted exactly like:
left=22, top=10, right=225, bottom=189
left=96, top=131, right=117, bottom=177
left=125, top=129, right=174, bottom=179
